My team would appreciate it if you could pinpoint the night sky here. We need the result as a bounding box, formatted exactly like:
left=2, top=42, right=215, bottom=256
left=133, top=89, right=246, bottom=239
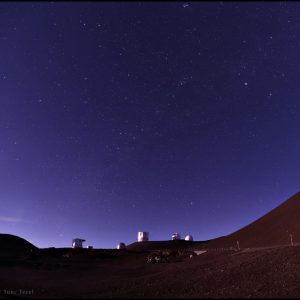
left=1, top=1, right=300, bottom=249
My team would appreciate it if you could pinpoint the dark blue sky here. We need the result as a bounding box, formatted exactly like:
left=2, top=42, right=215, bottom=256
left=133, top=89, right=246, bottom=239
left=1, top=1, right=300, bottom=248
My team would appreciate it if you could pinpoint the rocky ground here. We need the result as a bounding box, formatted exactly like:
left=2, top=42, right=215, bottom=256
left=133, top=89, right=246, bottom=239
left=1, top=244, right=300, bottom=298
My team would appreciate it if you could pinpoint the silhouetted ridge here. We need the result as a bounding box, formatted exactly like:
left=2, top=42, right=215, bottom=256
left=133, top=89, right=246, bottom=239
left=127, top=240, right=207, bottom=251
left=0, top=234, right=37, bottom=257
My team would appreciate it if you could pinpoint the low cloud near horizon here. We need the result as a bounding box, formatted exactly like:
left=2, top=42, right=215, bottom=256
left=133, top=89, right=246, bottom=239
left=0, top=216, right=31, bottom=224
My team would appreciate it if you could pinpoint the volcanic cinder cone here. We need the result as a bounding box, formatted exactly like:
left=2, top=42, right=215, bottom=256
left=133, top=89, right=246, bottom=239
left=0, top=234, right=37, bottom=258
left=207, top=191, right=300, bottom=248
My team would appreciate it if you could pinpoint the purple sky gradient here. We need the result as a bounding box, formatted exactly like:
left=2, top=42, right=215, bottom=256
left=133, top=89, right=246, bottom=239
left=1, top=2, right=300, bottom=248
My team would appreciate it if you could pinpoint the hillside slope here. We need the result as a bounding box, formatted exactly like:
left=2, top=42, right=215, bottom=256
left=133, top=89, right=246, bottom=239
left=205, top=191, right=300, bottom=248
left=0, top=234, right=37, bottom=257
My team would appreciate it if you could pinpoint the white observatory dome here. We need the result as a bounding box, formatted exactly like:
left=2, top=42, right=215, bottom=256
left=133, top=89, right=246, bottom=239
left=138, top=231, right=149, bottom=242
left=117, top=242, right=126, bottom=249
left=185, top=234, right=193, bottom=241
left=172, top=232, right=181, bottom=240
left=72, top=238, right=86, bottom=249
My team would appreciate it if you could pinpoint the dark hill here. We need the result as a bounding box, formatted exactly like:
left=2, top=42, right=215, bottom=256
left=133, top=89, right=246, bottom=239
left=127, top=240, right=207, bottom=251
left=0, top=234, right=37, bottom=258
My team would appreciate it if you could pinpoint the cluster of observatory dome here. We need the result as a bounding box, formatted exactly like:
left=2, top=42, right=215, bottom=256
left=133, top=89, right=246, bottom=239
left=116, top=232, right=194, bottom=250
left=72, top=232, right=194, bottom=250
left=137, top=231, right=193, bottom=243
left=171, top=232, right=193, bottom=241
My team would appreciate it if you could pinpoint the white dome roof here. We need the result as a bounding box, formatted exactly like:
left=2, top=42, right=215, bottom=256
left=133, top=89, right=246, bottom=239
left=172, top=232, right=181, bottom=240
left=117, top=242, right=126, bottom=249
left=185, top=234, right=193, bottom=241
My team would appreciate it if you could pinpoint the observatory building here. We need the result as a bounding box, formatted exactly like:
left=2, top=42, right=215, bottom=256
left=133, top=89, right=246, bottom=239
left=72, top=238, right=86, bottom=248
left=117, top=242, right=126, bottom=249
left=184, top=234, right=193, bottom=241
left=138, top=231, right=149, bottom=242
left=172, top=233, right=181, bottom=240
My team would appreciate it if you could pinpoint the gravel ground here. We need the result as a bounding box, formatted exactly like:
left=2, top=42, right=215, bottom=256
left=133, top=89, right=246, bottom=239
left=1, top=245, right=300, bottom=298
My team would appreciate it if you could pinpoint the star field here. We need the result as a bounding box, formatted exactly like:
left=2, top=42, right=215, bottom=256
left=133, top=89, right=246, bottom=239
left=1, top=2, right=300, bottom=248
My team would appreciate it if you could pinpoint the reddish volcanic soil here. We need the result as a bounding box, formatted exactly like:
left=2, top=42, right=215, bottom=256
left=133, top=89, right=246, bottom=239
left=2, top=191, right=300, bottom=298
left=2, top=245, right=300, bottom=298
